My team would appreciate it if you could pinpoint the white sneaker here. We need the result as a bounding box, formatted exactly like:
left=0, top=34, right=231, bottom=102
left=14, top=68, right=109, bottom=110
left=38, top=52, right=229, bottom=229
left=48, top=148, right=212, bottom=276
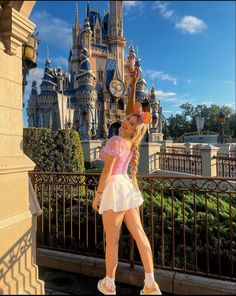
left=97, top=278, right=116, bottom=295
left=140, top=281, right=162, bottom=295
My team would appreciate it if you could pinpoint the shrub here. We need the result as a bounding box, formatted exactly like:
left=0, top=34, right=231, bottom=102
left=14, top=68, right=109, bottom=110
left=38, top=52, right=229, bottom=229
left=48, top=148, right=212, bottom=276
left=23, top=128, right=55, bottom=171
left=23, top=128, right=85, bottom=173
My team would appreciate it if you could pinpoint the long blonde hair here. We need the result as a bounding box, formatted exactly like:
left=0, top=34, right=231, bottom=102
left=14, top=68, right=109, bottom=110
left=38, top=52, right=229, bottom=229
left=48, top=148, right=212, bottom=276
left=124, top=113, right=149, bottom=183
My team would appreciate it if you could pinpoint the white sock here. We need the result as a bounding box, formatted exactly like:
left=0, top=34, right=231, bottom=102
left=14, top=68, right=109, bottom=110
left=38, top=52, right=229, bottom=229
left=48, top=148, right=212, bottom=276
left=105, top=276, right=115, bottom=288
left=144, top=272, right=155, bottom=288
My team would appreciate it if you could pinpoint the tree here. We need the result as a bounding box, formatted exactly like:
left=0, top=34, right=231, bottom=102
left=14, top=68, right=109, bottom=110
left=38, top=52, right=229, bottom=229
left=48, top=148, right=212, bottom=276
left=23, top=128, right=85, bottom=173
left=52, top=129, right=85, bottom=173
left=23, top=128, right=55, bottom=171
left=165, top=103, right=235, bottom=140
left=166, top=114, right=192, bottom=139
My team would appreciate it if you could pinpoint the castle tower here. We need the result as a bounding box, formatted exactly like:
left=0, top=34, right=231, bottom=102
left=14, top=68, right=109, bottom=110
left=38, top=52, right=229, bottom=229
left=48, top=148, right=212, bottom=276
left=27, top=80, right=39, bottom=127
left=70, top=1, right=81, bottom=83
left=149, top=84, right=159, bottom=129
left=38, top=52, right=58, bottom=128
left=75, top=17, right=97, bottom=140
left=109, top=0, right=126, bottom=81
left=81, top=13, right=93, bottom=55
left=148, top=83, right=164, bottom=141
left=93, top=12, right=102, bottom=44
left=135, top=47, right=147, bottom=103
left=128, top=44, right=136, bottom=74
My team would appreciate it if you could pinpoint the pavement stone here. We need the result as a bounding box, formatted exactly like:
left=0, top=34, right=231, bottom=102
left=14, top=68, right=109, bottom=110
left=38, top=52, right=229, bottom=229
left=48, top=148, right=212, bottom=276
left=39, top=266, right=143, bottom=295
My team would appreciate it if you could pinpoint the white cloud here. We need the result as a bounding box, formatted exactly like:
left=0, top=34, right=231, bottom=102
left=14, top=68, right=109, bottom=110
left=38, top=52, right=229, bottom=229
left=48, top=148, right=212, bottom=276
left=31, top=11, right=72, bottom=50
left=163, top=96, right=194, bottom=106
left=225, top=102, right=236, bottom=109
left=155, top=90, right=194, bottom=107
left=123, top=1, right=145, bottom=16
left=222, top=80, right=234, bottom=85
left=25, top=67, right=44, bottom=94
left=143, top=69, right=178, bottom=85
left=23, top=67, right=44, bottom=106
left=155, top=90, right=176, bottom=98
left=175, top=16, right=207, bottom=34
left=153, top=2, right=207, bottom=35
left=53, top=56, right=68, bottom=70
left=201, top=100, right=215, bottom=106
left=37, top=56, right=68, bottom=72
left=152, top=1, right=175, bottom=20
left=123, top=1, right=140, bottom=8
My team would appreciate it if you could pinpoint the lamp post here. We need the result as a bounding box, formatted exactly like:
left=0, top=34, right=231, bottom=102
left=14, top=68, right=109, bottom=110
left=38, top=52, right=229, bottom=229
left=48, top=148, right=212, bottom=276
left=218, top=112, right=226, bottom=143
left=22, top=33, right=39, bottom=106
left=195, top=115, right=205, bottom=135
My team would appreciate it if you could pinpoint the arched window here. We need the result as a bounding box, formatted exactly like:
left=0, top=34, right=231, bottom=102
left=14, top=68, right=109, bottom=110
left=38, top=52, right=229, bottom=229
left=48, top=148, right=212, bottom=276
left=118, top=99, right=124, bottom=110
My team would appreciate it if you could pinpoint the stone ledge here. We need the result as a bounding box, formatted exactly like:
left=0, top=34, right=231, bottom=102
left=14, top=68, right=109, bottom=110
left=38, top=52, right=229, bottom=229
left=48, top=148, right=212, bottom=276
left=0, top=5, right=35, bottom=55
left=0, top=155, right=35, bottom=174
left=37, top=248, right=236, bottom=295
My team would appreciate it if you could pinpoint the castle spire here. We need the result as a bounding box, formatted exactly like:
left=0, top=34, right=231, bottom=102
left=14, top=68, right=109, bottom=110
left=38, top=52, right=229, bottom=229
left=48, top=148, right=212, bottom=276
left=46, top=45, right=50, bottom=63
left=30, top=80, right=38, bottom=96
left=128, top=44, right=136, bottom=73
left=87, top=0, right=90, bottom=19
left=134, top=46, right=147, bottom=102
left=75, top=1, right=79, bottom=31
left=135, top=46, right=141, bottom=71
left=81, top=13, right=92, bottom=51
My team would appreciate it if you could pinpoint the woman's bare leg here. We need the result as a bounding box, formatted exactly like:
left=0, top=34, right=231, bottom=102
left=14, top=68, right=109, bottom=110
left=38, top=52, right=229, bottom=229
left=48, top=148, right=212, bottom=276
left=102, top=209, right=126, bottom=278
left=124, top=207, right=154, bottom=273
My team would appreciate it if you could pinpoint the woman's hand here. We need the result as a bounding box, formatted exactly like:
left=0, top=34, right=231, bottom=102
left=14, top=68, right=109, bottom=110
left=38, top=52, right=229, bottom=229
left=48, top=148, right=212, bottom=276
left=92, top=192, right=101, bottom=212
left=130, top=66, right=140, bottom=86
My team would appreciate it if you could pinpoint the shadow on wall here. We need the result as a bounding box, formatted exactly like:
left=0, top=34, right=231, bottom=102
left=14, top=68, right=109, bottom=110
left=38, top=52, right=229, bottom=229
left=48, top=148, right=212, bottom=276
left=0, top=228, right=40, bottom=294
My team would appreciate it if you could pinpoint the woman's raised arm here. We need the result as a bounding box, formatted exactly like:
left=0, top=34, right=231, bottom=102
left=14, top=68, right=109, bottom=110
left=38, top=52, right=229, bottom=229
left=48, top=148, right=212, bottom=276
left=126, top=67, right=140, bottom=116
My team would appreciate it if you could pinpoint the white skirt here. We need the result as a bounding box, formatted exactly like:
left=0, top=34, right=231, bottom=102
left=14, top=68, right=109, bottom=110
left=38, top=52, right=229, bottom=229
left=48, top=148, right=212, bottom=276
left=98, top=173, right=144, bottom=215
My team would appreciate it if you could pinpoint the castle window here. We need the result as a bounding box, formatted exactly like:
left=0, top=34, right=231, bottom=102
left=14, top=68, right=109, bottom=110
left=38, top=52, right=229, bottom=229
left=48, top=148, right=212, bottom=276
left=98, top=69, right=103, bottom=82
left=96, top=29, right=100, bottom=44
left=118, top=99, right=124, bottom=110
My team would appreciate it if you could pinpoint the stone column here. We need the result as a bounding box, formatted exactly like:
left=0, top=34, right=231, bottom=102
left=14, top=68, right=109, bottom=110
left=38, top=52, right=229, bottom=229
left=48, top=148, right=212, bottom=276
left=184, top=142, right=193, bottom=155
left=138, top=143, right=162, bottom=174
left=199, top=145, right=219, bottom=177
left=214, top=143, right=231, bottom=157
left=0, top=2, right=44, bottom=294
left=161, top=140, right=173, bottom=153
left=81, top=140, right=104, bottom=163
left=229, top=144, right=236, bottom=158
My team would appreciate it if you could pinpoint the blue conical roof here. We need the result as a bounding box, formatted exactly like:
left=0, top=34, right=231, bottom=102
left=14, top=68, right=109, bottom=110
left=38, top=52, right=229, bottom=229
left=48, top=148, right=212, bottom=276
left=77, top=48, right=95, bottom=79
left=42, top=58, right=57, bottom=84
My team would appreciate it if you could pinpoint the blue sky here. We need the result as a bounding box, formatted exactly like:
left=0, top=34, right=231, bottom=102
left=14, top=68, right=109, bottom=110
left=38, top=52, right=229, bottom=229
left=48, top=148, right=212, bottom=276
left=24, top=1, right=235, bottom=127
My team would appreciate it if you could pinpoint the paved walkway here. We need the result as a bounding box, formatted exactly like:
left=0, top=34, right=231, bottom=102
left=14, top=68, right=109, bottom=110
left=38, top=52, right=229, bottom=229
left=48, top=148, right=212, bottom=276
left=39, top=267, right=142, bottom=295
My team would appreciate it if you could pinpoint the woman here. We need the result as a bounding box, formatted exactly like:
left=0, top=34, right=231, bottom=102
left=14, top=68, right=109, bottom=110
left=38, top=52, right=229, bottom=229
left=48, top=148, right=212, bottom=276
left=92, top=68, right=162, bottom=295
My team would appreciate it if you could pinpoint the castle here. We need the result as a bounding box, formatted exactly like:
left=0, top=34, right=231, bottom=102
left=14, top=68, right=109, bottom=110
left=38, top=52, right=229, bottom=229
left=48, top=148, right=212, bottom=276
left=27, top=1, right=163, bottom=142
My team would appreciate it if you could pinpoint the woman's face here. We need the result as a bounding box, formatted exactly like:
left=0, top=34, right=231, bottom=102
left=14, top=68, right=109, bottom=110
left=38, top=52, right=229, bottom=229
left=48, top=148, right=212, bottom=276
left=120, top=115, right=138, bottom=139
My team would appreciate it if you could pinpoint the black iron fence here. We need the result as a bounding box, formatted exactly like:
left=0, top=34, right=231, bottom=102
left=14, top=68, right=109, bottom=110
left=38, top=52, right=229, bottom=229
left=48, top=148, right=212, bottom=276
left=29, top=172, right=236, bottom=282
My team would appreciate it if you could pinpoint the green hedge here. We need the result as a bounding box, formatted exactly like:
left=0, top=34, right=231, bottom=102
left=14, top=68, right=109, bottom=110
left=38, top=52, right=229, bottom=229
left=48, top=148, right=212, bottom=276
left=23, top=128, right=85, bottom=173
